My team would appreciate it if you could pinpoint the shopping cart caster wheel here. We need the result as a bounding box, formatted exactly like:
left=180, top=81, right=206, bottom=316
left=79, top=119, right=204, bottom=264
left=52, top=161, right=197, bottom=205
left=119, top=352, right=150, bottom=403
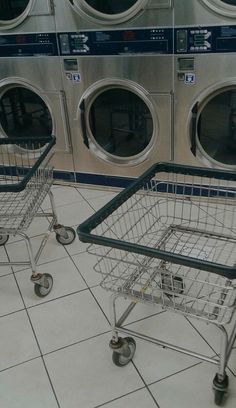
left=214, top=390, right=226, bottom=406
left=34, top=273, right=53, bottom=298
left=213, top=374, right=229, bottom=406
left=56, top=226, right=76, bottom=245
left=0, top=234, right=9, bottom=246
left=111, top=337, right=136, bottom=367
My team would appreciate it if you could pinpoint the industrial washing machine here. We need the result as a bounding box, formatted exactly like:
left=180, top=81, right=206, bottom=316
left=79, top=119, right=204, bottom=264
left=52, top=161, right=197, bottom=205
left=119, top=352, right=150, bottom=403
left=0, top=32, right=74, bottom=179
left=0, top=0, right=55, bottom=33
left=174, top=0, right=236, bottom=26
left=55, top=0, right=173, bottom=32
left=174, top=24, right=236, bottom=169
left=58, top=27, right=173, bottom=186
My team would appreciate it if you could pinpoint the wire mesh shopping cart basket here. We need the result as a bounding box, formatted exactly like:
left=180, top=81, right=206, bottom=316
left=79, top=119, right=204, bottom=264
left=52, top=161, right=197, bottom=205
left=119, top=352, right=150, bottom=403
left=78, top=162, right=236, bottom=406
left=0, top=136, right=76, bottom=297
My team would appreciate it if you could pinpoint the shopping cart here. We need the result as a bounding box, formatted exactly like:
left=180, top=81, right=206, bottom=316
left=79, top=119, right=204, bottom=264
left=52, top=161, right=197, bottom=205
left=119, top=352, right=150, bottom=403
left=78, top=162, right=236, bottom=406
left=0, top=136, right=76, bottom=297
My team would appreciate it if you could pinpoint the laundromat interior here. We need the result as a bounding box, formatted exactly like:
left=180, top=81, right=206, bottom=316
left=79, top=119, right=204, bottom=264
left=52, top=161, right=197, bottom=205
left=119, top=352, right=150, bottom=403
left=1, top=1, right=236, bottom=407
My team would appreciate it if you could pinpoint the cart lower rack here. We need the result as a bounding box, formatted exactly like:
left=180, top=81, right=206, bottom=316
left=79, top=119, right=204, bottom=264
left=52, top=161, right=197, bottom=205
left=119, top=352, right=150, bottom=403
left=0, top=136, right=76, bottom=297
left=78, top=162, right=236, bottom=406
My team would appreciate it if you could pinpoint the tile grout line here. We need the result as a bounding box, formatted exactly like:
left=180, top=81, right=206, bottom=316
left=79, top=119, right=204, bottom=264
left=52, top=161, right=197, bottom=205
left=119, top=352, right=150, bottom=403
left=42, top=329, right=111, bottom=358
left=185, top=316, right=218, bottom=354
left=64, top=242, right=112, bottom=326
left=0, top=189, right=151, bottom=406
left=18, top=303, right=62, bottom=408
left=3, top=252, right=71, bottom=274
left=0, top=326, right=111, bottom=374
left=185, top=316, right=236, bottom=377
left=92, top=386, right=151, bottom=408
left=147, top=360, right=203, bottom=387
left=131, top=360, right=161, bottom=408
left=0, top=356, right=43, bottom=375
left=25, top=287, right=89, bottom=311
left=6, top=242, right=62, bottom=408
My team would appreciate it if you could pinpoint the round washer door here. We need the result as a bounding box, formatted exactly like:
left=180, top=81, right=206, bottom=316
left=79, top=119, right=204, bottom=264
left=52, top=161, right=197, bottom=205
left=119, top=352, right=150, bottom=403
left=69, top=0, right=148, bottom=25
left=0, top=0, right=33, bottom=30
left=195, top=87, right=236, bottom=168
left=80, top=85, right=156, bottom=165
left=201, top=0, right=236, bottom=17
left=0, top=85, right=53, bottom=151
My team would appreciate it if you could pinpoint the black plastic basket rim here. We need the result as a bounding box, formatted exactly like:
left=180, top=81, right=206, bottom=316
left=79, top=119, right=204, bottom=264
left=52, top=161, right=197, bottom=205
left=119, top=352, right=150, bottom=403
left=78, top=162, right=236, bottom=279
left=0, top=136, right=56, bottom=193
left=0, top=136, right=54, bottom=145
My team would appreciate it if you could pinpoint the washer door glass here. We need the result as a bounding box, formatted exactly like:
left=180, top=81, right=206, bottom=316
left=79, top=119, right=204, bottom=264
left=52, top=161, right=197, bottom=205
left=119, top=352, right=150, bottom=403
left=84, top=0, right=139, bottom=15
left=197, top=89, right=236, bottom=166
left=0, top=87, right=52, bottom=148
left=220, top=0, right=236, bottom=4
left=88, top=88, right=153, bottom=159
left=0, top=0, right=31, bottom=21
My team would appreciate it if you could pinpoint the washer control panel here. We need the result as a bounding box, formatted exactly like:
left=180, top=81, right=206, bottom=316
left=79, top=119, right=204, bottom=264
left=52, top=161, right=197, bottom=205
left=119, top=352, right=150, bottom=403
left=58, top=28, right=173, bottom=56
left=0, top=33, right=58, bottom=57
left=175, top=25, right=236, bottom=54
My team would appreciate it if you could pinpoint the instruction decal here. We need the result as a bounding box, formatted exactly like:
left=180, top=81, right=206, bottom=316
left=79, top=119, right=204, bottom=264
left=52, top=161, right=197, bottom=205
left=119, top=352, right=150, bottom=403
left=72, top=73, right=81, bottom=83
left=65, top=72, right=81, bottom=83
left=184, top=73, right=195, bottom=85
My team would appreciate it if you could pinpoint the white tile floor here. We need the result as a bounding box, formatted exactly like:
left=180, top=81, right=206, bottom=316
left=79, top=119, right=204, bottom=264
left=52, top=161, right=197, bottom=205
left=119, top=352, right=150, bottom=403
left=0, top=184, right=236, bottom=408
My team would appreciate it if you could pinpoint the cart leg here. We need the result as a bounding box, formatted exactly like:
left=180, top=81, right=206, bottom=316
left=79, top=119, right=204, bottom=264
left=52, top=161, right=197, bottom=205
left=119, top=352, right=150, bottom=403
left=48, top=189, right=59, bottom=225
left=217, top=326, right=228, bottom=381
left=23, top=234, right=37, bottom=278
left=109, top=294, right=119, bottom=344
left=213, top=326, right=229, bottom=405
left=21, top=233, right=53, bottom=297
left=48, top=190, right=76, bottom=245
left=108, top=294, right=136, bottom=367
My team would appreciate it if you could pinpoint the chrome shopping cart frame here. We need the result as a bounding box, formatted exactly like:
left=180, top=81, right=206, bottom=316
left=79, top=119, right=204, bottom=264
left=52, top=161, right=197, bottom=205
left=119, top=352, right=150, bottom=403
left=0, top=136, right=76, bottom=297
left=78, top=162, right=236, bottom=406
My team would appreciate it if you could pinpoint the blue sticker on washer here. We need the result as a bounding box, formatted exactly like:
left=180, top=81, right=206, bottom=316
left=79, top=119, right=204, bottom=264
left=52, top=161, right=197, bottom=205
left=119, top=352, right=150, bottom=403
left=185, top=73, right=195, bottom=84
left=72, top=73, right=81, bottom=82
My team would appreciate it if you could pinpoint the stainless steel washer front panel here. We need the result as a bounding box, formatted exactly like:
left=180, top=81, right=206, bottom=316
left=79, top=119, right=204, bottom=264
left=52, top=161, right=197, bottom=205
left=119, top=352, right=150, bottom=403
left=174, top=0, right=236, bottom=26
left=63, top=55, right=173, bottom=178
left=55, top=0, right=173, bottom=32
left=174, top=53, right=236, bottom=170
left=0, top=57, right=73, bottom=172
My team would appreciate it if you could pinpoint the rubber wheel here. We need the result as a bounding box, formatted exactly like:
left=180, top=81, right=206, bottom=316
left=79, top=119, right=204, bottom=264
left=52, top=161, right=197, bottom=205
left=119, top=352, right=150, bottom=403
left=56, top=226, right=76, bottom=245
left=34, top=273, right=53, bottom=298
left=112, top=337, right=136, bottom=367
left=0, top=234, right=9, bottom=246
left=214, top=390, right=225, bottom=406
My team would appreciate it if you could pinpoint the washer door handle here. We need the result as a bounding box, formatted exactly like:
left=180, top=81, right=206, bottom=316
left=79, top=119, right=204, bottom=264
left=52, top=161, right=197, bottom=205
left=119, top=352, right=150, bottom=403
left=79, top=99, right=89, bottom=149
left=191, top=102, right=198, bottom=155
